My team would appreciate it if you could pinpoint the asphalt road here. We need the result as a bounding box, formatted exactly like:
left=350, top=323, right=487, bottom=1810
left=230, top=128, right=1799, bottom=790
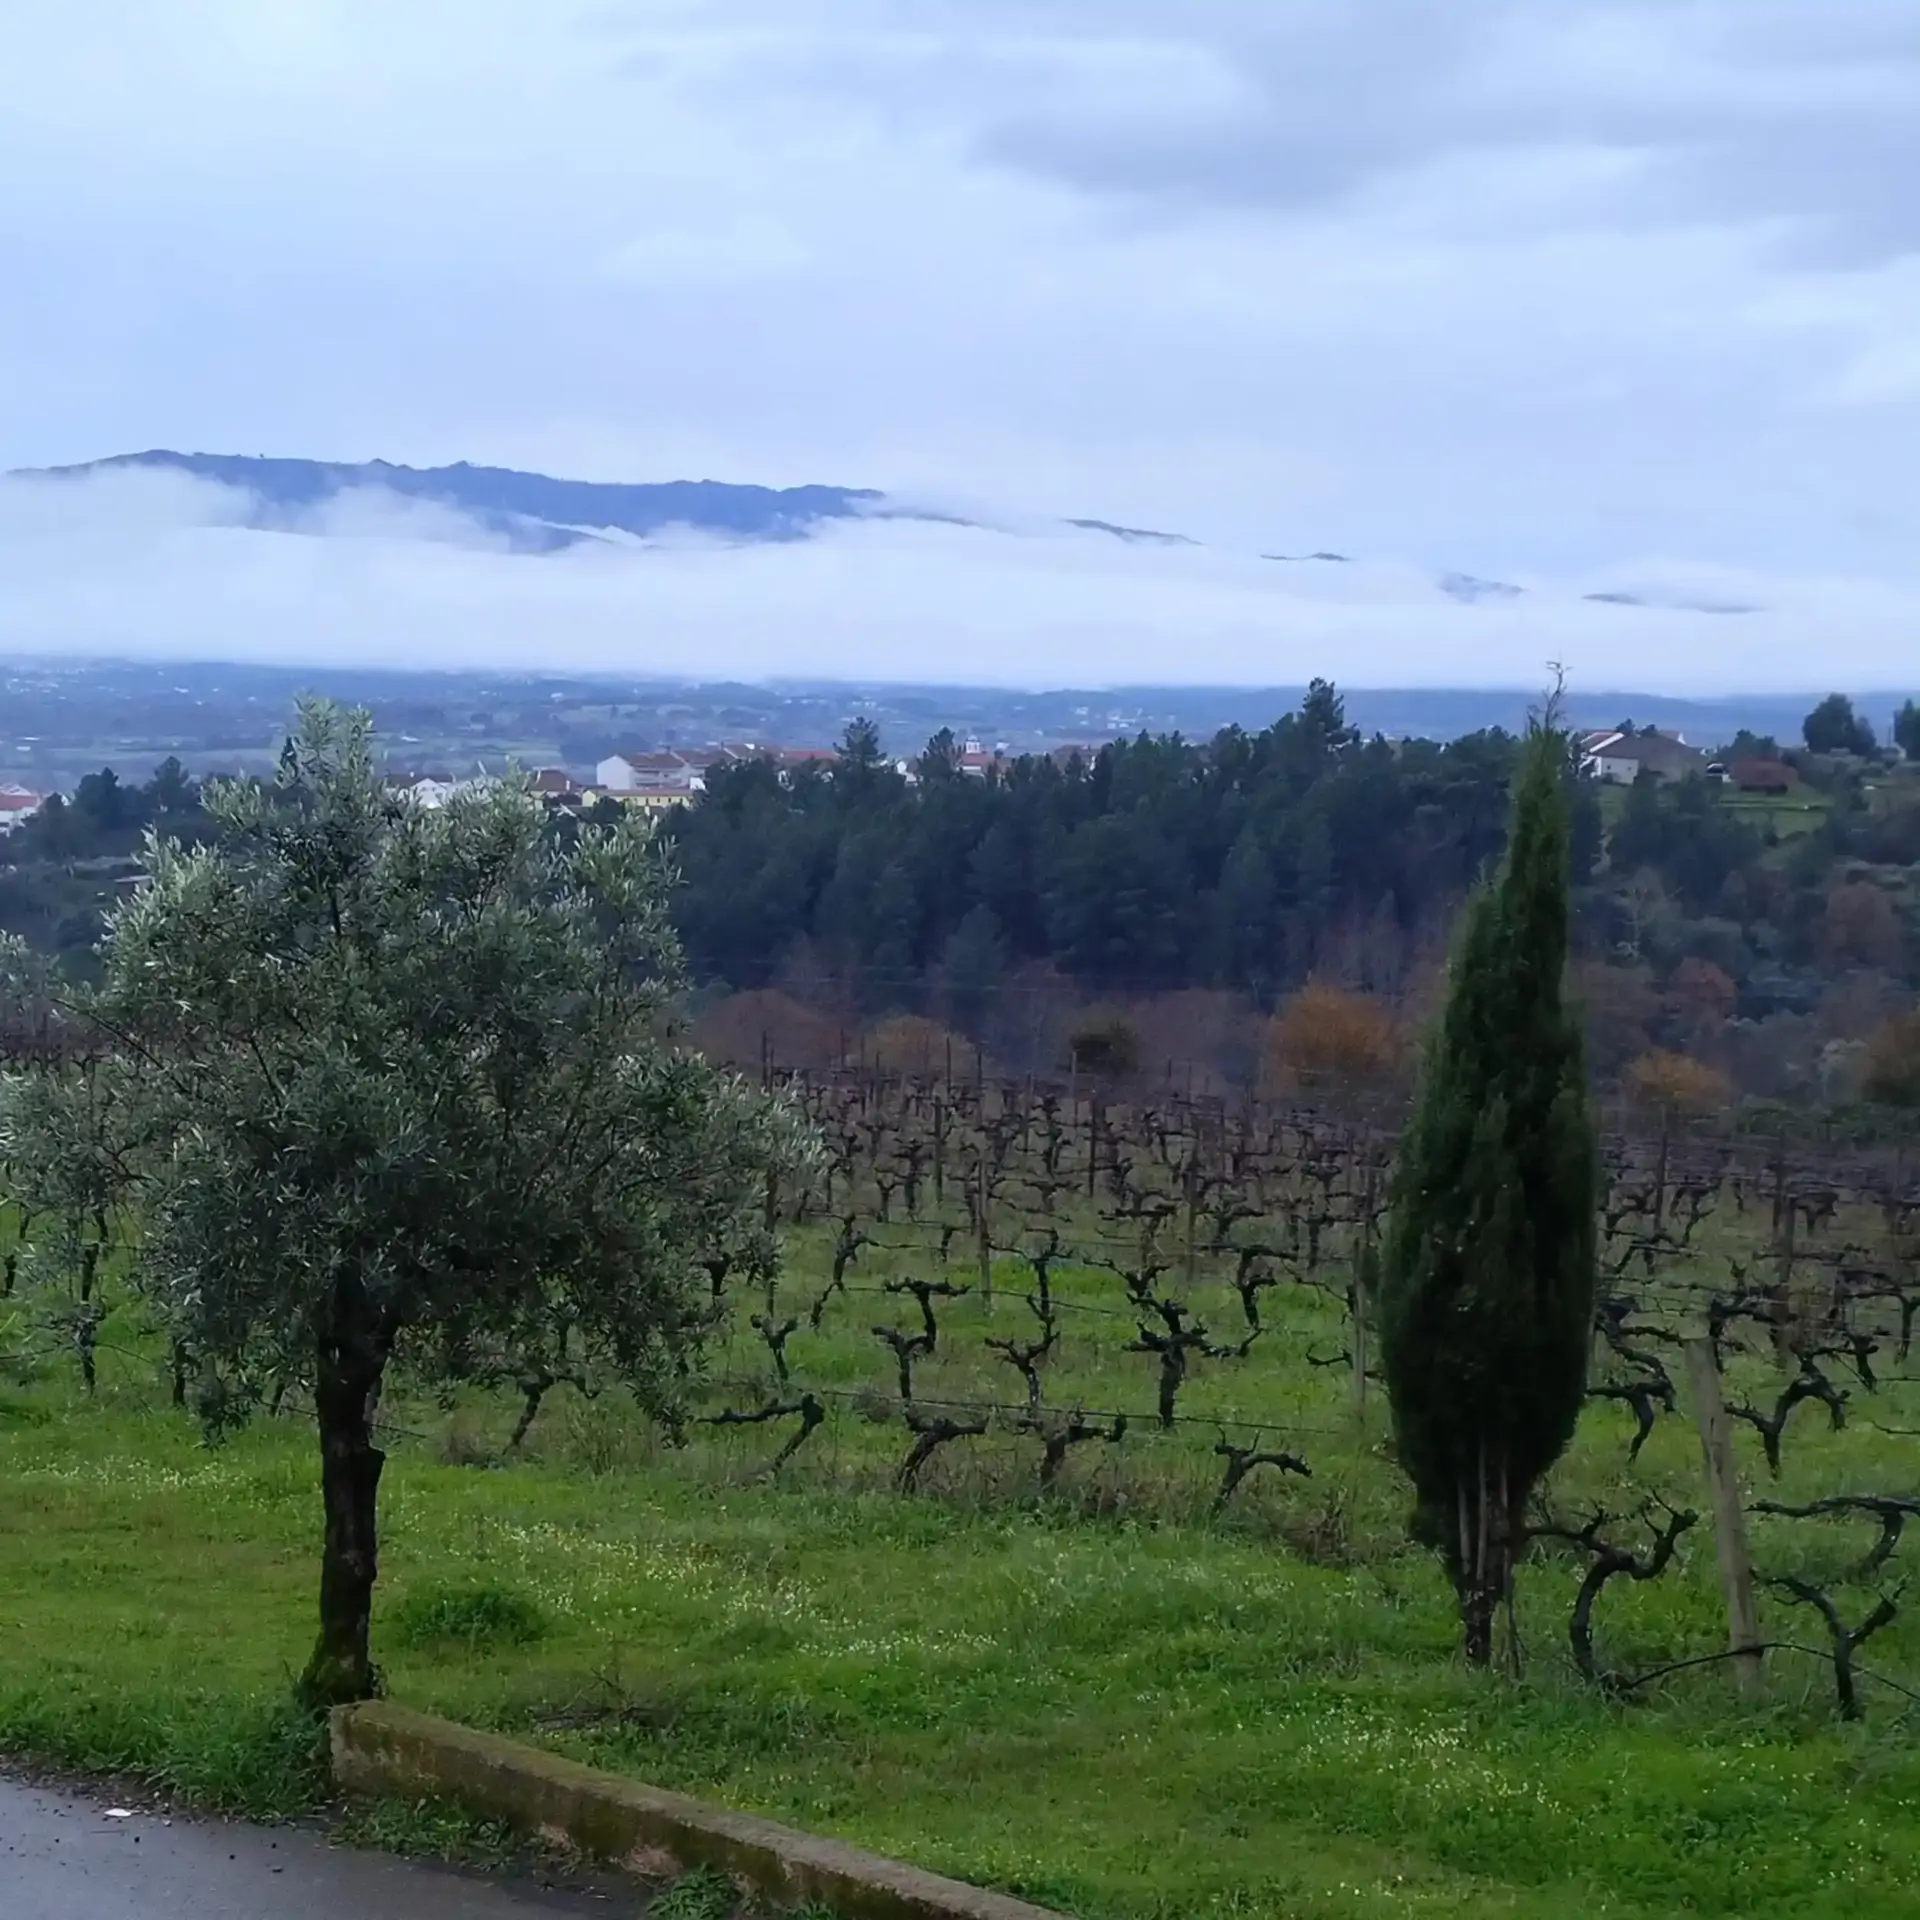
left=1, top=1776, right=638, bottom=1919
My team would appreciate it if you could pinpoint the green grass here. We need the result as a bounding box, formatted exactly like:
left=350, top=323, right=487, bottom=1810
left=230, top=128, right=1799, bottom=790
left=1719, top=790, right=1832, bottom=843
left=6, top=1178, right=1920, bottom=1918
left=387, top=1577, right=553, bottom=1653
left=5, top=1370, right=1919, bottom=1920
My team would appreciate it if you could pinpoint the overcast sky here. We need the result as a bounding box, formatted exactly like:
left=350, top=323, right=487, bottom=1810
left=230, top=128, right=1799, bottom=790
left=3, top=1, right=1917, bottom=687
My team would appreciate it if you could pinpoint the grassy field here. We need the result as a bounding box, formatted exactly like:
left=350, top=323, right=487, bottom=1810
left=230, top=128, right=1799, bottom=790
left=1718, top=789, right=1832, bottom=841
left=5, top=1206, right=1920, bottom=1920
left=1591, top=779, right=1832, bottom=845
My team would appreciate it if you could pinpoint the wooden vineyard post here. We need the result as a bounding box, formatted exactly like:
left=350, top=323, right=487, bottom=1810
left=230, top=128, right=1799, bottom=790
left=1182, top=1147, right=1200, bottom=1293
left=1685, top=1337, right=1765, bottom=1700
left=1352, top=1147, right=1377, bottom=1419
left=1351, top=1272, right=1370, bottom=1418
left=1772, top=1179, right=1799, bottom=1362
left=976, top=1148, right=994, bottom=1311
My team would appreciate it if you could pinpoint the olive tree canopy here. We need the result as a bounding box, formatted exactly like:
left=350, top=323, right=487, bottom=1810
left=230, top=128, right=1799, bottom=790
left=0, top=702, right=812, bottom=1705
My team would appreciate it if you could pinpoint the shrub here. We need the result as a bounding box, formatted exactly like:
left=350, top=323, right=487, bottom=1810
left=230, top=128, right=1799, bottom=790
left=1625, top=1049, right=1733, bottom=1118
left=858, top=1013, right=979, bottom=1079
left=1066, top=1014, right=1142, bottom=1082
left=1862, top=1011, right=1920, bottom=1109
left=1267, top=982, right=1401, bottom=1095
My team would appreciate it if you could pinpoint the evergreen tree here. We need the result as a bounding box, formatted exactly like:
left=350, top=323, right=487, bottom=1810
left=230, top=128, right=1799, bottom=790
left=1802, top=693, right=1875, bottom=757
left=918, top=727, right=964, bottom=784
left=865, top=859, right=923, bottom=1005
left=1895, top=700, right=1920, bottom=763
left=146, top=754, right=196, bottom=818
left=1379, top=718, right=1598, bottom=1669
left=942, top=903, right=1007, bottom=1038
left=839, top=716, right=887, bottom=773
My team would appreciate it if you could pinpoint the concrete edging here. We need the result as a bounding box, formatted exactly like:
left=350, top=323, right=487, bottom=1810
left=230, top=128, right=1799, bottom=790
left=330, top=1702, right=1068, bottom=1920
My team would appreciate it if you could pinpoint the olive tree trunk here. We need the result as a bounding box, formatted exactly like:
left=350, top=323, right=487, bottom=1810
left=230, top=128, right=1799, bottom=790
left=298, top=1345, right=386, bottom=1709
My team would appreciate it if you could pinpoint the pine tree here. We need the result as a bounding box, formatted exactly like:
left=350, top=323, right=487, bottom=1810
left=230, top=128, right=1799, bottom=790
left=1379, top=717, right=1598, bottom=1668
left=1802, top=692, right=1875, bottom=757
left=942, top=904, right=1007, bottom=1039
left=1895, top=700, right=1920, bottom=764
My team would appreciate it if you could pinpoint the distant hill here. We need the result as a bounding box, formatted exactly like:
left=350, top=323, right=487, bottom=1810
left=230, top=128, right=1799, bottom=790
left=18, top=450, right=943, bottom=554
left=10, top=450, right=1769, bottom=618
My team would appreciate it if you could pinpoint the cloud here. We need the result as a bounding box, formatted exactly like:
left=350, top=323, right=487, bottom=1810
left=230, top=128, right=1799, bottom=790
left=597, top=215, right=812, bottom=289
left=1, top=0, right=1916, bottom=679
left=717, top=1, right=1920, bottom=264
left=2, top=468, right=1915, bottom=695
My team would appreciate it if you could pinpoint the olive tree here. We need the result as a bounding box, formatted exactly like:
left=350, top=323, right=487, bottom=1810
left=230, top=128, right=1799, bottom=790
left=0, top=702, right=811, bottom=1706
left=0, top=1046, right=122, bottom=1392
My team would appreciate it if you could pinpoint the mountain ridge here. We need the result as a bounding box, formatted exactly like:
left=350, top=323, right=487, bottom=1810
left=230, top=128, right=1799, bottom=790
left=19, top=449, right=915, bottom=553
left=10, top=450, right=1761, bottom=617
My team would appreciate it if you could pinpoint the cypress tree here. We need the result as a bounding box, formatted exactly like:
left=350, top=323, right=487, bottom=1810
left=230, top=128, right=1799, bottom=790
left=1379, top=717, right=1598, bottom=1668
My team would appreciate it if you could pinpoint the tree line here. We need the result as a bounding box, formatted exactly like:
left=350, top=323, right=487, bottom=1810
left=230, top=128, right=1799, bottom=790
left=8, top=685, right=1917, bottom=1104
left=665, top=684, right=1918, bottom=1107
left=667, top=682, right=1569, bottom=1006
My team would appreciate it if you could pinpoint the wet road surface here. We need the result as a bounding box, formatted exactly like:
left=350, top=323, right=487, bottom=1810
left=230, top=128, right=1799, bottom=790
left=2, top=1775, right=639, bottom=1919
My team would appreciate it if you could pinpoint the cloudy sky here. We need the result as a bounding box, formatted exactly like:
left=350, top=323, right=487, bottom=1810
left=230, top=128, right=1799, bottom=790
left=3, top=1, right=1917, bottom=688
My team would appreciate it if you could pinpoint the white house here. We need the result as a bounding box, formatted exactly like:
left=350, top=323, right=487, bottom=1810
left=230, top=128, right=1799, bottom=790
left=1578, top=729, right=1706, bottom=785
left=0, top=786, right=47, bottom=835
left=595, top=751, right=706, bottom=796
left=386, top=771, right=498, bottom=809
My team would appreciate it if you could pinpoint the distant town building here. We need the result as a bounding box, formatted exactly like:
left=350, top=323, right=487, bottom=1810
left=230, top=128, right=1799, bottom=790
left=0, top=786, right=47, bottom=834
left=597, top=752, right=693, bottom=795
left=594, top=747, right=746, bottom=797
left=1578, top=728, right=1706, bottom=785
left=589, top=788, right=691, bottom=819
left=384, top=770, right=512, bottom=809
left=386, top=773, right=464, bottom=808
left=958, top=737, right=1008, bottom=778
left=767, top=747, right=837, bottom=786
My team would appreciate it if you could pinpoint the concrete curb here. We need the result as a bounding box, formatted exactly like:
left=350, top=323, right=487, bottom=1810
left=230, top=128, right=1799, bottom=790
left=330, top=1703, right=1070, bottom=1920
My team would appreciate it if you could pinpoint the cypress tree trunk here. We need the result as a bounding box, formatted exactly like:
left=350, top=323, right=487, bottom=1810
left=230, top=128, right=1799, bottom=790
left=299, top=1332, right=387, bottom=1709
left=1453, top=1446, right=1523, bottom=1669
left=1380, top=717, right=1598, bottom=1671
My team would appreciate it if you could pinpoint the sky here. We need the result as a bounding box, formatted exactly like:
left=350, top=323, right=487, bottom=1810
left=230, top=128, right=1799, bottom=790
left=2, top=0, right=1917, bottom=689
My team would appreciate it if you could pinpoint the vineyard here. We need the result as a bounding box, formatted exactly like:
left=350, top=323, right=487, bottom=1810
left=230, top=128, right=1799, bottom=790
left=7, top=1055, right=1920, bottom=1715
left=650, top=1068, right=1920, bottom=1713
left=8, top=1060, right=1920, bottom=1916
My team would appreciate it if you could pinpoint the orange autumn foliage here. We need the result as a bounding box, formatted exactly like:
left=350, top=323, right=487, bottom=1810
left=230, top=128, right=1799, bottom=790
left=1267, top=983, right=1401, bottom=1094
left=857, top=1013, right=982, bottom=1080
left=1625, top=1049, right=1732, bottom=1117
